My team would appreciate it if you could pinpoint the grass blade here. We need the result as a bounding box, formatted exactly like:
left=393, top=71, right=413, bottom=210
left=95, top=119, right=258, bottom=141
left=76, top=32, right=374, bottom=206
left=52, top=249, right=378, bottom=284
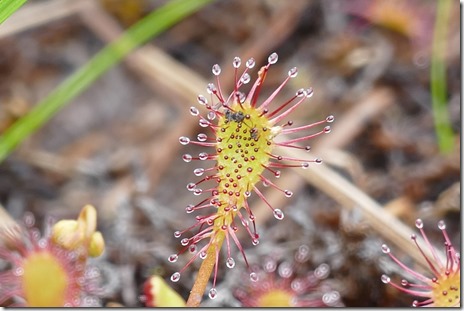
left=430, top=0, right=455, bottom=153
left=0, top=0, right=213, bottom=162
left=0, top=0, right=27, bottom=25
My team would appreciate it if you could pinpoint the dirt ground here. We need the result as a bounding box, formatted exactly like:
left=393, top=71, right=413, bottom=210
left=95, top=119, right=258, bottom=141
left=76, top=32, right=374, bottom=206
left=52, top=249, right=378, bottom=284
left=0, top=0, right=460, bottom=307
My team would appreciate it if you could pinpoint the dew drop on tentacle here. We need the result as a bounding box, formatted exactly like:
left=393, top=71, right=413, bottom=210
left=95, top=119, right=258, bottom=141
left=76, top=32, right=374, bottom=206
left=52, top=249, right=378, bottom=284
left=182, top=154, right=192, bottom=162
left=186, top=205, right=194, bottom=213
left=238, top=91, right=246, bottom=103
left=181, top=238, right=190, bottom=246
left=415, top=218, right=423, bottom=229
left=226, top=257, right=236, bottom=268
left=207, top=83, right=216, bottom=94
left=381, top=244, right=390, bottom=254
left=438, top=220, right=446, bottom=230
left=284, top=190, right=293, bottom=198
left=193, top=189, right=203, bottom=196
left=296, top=88, right=306, bottom=97
left=246, top=58, right=255, bottom=68
left=314, top=263, right=330, bottom=279
left=24, top=212, right=35, bottom=227
left=190, top=106, right=199, bottom=116
left=13, top=267, right=24, bottom=276
left=240, top=73, right=251, bottom=84
left=268, top=52, right=278, bottom=64
left=323, top=126, right=331, bottom=133
left=301, top=162, right=309, bottom=169
left=314, top=158, right=323, bottom=164
left=38, top=238, right=47, bottom=248
left=170, top=272, right=181, bottom=282
left=179, top=136, right=190, bottom=145
left=326, top=115, right=335, bottom=123
left=174, top=231, right=181, bottom=238
left=199, top=119, right=210, bottom=128
left=381, top=274, right=390, bottom=284
left=322, top=291, right=340, bottom=307
left=278, top=262, right=293, bottom=278
left=197, top=133, right=208, bottom=141
left=209, top=288, right=218, bottom=299
left=264, top=259, right=277, bottom=273
left=200, top=251, right=207, bottom=259
left=197, top=95, right=208, bottom=105
left=273, top=209, right=284, bottom=220
left=168, top=254, right=178, bottom=263
left=295, top=245, right=310, bottom=263
left=193, top=168, right=205, bottom=176
left=233, top=56, right=241, bottom=68
left=288, top=67, right=298, bottom=78
left=250, top=272, right=259, bottom=282
left=207, top=111, right=216, bottom=121
left=187, top=183, right=196, bottom=191
left=212, top=64, right=221, bottom=76
left=305, top=87, right=314, bottom=98
left=199, top=152, right=209, bottom=161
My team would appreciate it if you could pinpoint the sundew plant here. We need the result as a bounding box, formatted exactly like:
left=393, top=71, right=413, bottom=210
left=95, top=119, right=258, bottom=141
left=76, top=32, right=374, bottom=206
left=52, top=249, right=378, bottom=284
left=171, top=53, right=333, bottom=306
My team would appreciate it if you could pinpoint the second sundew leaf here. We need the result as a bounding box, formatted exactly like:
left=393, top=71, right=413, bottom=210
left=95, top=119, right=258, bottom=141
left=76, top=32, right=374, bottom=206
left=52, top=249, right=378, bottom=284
left=172, top=53, right=335, bottom=299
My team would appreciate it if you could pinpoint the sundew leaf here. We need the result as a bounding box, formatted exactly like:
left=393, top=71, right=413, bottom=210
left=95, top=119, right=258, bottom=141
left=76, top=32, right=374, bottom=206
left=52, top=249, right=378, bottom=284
left=0, top=0, right=213, bottom=162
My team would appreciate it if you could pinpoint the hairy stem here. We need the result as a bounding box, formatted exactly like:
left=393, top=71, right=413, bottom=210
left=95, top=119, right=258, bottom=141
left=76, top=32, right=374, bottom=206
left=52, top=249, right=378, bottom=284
left=186, top=233, right=224, bottom=307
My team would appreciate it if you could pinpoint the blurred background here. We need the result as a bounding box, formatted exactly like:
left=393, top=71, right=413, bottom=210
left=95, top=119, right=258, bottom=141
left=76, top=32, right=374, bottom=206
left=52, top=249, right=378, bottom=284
left=0, top=0, right=460, bottom=307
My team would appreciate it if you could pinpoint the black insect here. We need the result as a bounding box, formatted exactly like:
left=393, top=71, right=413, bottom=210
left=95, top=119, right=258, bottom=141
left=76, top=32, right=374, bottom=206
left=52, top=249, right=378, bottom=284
left=225, top=109, right=245, bottom=123
left=250, top=127, right=259, bottom=140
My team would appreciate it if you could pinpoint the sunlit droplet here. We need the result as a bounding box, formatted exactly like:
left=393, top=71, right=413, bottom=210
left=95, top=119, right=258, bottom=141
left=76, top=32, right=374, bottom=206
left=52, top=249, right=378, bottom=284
left=381, top=274, right=390, bottom=284
left=273, top=209, right=284, bottom=220
left=268, top=52, right=278, bottom=64
left=212, top=64, right=221, bottom=75
left=182, top=154, right=192, bottom=162
left=233, top=57, right=241, bottom=68
left=240, top=73, right=251, bottom=84
left=415, top=219, right=423, bottom=229
left=288, top=67, right=298, bottom=78
left=209, top=288, right=218, bottom=299
left=197, top=95, right=207, bottom=105
left=381, top=244, right=390, bottom=254
left=171, top=272, right=180, bottom=282
left=250, top=272, right=259, bottom=282
left=246, top=58, right=255, bottom=68
left=179, top=136, right=190, bottom=145
left=226, top=257, right=235, bottom=268
left=190, top=107, right=199, bottom=116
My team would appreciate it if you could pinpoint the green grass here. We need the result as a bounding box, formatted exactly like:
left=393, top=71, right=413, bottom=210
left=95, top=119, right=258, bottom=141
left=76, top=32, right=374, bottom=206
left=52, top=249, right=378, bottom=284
left=0, top=0, right=213, bottom=163
left=430, top=0, right=455, bottom=154
left=0, top=0, right=27, bottom=25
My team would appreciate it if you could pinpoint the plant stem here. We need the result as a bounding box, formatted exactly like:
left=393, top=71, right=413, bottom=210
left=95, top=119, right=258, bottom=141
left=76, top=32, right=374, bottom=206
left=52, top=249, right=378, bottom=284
left=430, top=0, right=454, bottom=153
left=186, top=233, right=224, bottom=307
